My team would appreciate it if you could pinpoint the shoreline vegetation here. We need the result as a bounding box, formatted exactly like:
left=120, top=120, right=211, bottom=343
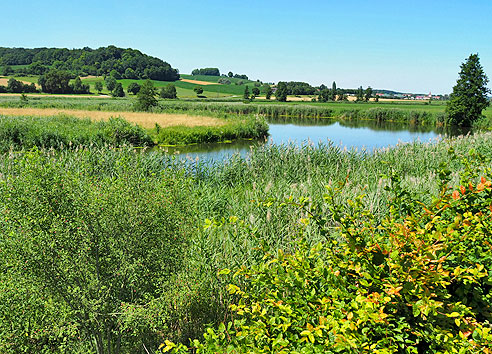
left=0, top=96, right=490, bottom=147
left=1, top=131, right=492, bottom=352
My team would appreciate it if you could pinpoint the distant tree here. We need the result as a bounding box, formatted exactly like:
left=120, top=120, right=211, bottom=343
left=252, top=87, right=260, bottom=97
left=28, top=61, right=47, bottom=75
left=228, top=71, right=233, bottom=77
left=20, top=93, right=28, bottom=105
left=331, top=81, right=337, bottom=101
left=318, top=89, right=330, bottom=102
left=2, top=65, right=13, bottom=76
left=160, top=84, right=177, bottom=99
left=318, top=84, right=327, bottom=91
left=38, top=69, right=72, bottom=94
left=94, top=81, right=103, bottom=94
left=193, top=86, right=204, bottom=96
left=243, top=86, right=250, bottom=100
left=446, top=53, right=490, bottom=126
left=7, top=78, right=24, bottom=93
left=71, top=76, right=90, bottom=94
left=109, top=69, right=121, bottom=80
left=375, top=95, right=379, bottom=102
left=275, top=82, right=288, bottom=102
left=105, top=76, right=117, bottom=92
left=217, top=78, right=231, bottom=85
left=192, top=68, right=220, bottom=76
left=265, top=85, right=273, bottom=100
left=112, top=82, right=125, bottom=97
left=364, top=86, right=373, bottom=102
left=127, top=82, right=141, bottom=95
left=134, top=79, right=158, bottom=111
left=124, top=67, right=137, bottom=79
left=356, top=86, right=364, bottom=102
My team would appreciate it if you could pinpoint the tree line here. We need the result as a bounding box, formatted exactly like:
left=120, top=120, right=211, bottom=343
left=0, top=45, right=180, bottom=81
left=191, top=68, right=220, bottom=76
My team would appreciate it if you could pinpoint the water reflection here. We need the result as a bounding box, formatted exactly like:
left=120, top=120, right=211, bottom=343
left=159, top=117, right=472, bottom=162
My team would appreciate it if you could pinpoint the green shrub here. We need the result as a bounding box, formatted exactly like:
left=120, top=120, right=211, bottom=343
left=0, top=148, right=195, bottom=353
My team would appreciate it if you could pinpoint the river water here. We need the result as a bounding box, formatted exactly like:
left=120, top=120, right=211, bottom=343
left=161, top=117, right=470, bottom=161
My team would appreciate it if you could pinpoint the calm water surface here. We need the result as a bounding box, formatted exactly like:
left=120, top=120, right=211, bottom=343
left=162, top=118, right=470, bottom=161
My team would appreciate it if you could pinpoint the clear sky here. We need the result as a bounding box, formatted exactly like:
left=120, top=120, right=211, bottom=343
left=3, top=0, right=492, bottom=94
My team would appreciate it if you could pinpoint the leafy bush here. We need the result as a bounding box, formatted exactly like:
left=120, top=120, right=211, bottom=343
left=163, top=149, right=492, bottom=353
left=0, top=148, right=195, bottom=353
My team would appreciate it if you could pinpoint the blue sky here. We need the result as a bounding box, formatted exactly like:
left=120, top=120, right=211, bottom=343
left=3, top=0, right=492, bottom=94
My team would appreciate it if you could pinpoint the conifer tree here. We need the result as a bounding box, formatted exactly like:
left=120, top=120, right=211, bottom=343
left=446, top=54, right=490, bottom=126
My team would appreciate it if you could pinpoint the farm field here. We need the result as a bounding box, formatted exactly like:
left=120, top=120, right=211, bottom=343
left=0, top=107, right=227, bottom=128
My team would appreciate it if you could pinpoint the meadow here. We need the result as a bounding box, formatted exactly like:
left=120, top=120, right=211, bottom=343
left=1, top=130, right=492, bottom=353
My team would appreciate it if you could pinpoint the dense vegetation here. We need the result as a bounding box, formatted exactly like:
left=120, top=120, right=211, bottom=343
left=1, top=95, right=486, bottom=129
left=0, top=115, right=153, bottom=150
left=1, top=131, right=492, bottom=352
left=192, top=68, right=220, bottom=76
left=0, top=45, right=179, bottom=81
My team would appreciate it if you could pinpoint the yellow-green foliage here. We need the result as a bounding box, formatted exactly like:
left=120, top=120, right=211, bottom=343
left=162, top=150, right=492, bottom=353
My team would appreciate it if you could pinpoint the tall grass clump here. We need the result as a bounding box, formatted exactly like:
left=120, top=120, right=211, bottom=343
left=339, top=107, right=436, bottom=125
left=155, top=116, right=268, bottom=145
left=0, top=114, right=153, bottom=150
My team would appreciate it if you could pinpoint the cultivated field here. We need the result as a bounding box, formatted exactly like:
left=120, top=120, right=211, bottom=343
left=179, top=78, right=219, bottom=85
left=0, top=107, right=227, bottom=128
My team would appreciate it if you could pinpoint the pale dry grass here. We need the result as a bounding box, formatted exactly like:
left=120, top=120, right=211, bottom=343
left=180, top=79, right=219, bottom=85
left=0, top=107, right=227, bottom=129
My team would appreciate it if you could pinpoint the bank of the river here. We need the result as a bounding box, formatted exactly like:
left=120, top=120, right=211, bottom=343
left=0, top=95, right=489, bottom=148
left=1, top=131, right=492, bottom=352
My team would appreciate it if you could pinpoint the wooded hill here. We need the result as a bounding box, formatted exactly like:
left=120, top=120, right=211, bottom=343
left=0, top=46, right=180, bottom=81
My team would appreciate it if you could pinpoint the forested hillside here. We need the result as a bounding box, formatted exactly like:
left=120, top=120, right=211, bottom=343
left=0, top=45, right=180, bottom=81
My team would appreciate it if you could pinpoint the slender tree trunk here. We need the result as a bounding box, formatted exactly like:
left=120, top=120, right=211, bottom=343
left=94, top=332, right=104, bottom=354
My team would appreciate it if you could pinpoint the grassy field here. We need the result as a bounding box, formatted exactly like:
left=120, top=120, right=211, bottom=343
left=1, top=74, right=264, bottom=98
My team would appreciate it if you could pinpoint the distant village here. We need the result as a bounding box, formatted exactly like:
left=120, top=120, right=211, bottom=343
left=374, top=92, right=448, bottom=100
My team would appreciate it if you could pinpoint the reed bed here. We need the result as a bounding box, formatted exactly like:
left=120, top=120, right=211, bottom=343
left=1, top=131, right=492, bottom=350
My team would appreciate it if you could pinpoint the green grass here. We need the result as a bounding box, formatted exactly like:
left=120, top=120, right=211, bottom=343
left=1, top=131, right=492, bottom=350
left=0, top=114, right=153, bottom=150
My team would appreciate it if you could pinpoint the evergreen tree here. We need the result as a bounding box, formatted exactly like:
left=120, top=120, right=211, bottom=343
left=446, top=53, right=490, bottom=126
left=331, top=81, right=337, bottom=101
left=356, top=86, right=364, bottom=102
left=243, top=86, right=250, bottom=100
